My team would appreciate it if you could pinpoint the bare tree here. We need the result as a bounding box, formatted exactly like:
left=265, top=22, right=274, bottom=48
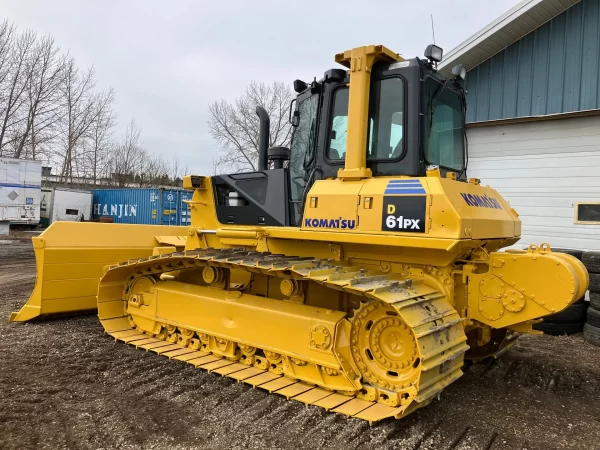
left=208, top=80, right=294, bottom=173
left=14, top=35, right=65, bottom=159
left=0, top=21, right=16, bottom=90
left=107, top=120, right=144, bottom=187
left=137, top=150, right=168, bottom=187
left=168, top=155, right=188, bottom=185
left=58, top=58, right=99, bottom=183
left=84, top=88, right=115, bottom=184
left=0, top=20, right=171, bottom=190
left=0, top=28, right=36, bottom=153
left=105, top=121, right=186, bottom=188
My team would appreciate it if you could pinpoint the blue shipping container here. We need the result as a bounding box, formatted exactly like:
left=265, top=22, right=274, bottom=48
left=92, top=188, right=192, bottom=225
left=160, top=189, right=192, bottom=226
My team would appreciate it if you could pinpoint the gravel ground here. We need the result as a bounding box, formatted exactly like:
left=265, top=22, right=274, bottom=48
left=1, top=240, right=600, bottom=450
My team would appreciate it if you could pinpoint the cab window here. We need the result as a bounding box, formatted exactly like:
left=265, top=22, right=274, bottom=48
left=327, top=77, right=405, bottom=161
left=423, top=77, right=465, bottom=171
left=289, top=94, right=319, bottom=201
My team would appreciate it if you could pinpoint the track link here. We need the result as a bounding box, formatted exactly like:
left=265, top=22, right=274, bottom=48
left=98, top=248, right=469, bottom=424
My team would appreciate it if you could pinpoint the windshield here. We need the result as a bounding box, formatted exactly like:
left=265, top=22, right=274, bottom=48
left=289, top=94, right=319, bottom=202
left=423, top=77, right=465, bottom=171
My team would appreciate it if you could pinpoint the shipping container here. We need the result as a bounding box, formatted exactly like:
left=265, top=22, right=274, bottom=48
left=0, top=157, right=41, bottom=226
left=41, top=187, right=93, bottom=227
left=92, top=188, right=192, bottom=225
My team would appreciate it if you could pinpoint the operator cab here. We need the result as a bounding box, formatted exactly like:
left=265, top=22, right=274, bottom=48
left=210, top=45, right=468, bottom=228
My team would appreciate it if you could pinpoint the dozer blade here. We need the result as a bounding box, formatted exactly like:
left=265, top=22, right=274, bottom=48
left=9, top=222, right=189, bottom=322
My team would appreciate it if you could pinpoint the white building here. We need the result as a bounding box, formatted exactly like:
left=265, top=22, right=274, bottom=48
left=439, top=0, right=600, bottom=250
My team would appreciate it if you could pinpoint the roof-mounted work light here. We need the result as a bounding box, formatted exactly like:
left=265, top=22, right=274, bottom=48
left=424, top=44, right=443, bottom=63
left=452, top=64, right=467, bottom=81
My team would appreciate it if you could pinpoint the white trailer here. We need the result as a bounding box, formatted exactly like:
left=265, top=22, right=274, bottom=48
left=40, top=187, right=92, bottom=226
left=0, top=158, right=41, bottom=233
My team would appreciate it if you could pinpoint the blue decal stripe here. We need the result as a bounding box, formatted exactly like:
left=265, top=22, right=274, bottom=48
left=0, top=182, right=41, bottom=189
left=385, top=186, right=424, bottom=190
left=388, top=180, right=422, bottom=185
left=384, top=188, right=426, bottom=195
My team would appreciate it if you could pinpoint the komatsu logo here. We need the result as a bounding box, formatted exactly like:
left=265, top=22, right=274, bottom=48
left=304, top=218, right=356, bottom=229
left=460, top=193, right=502, bottom=210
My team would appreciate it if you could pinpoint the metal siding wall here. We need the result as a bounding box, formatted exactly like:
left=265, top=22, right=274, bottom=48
left=580, top=0, right=600, bottom=110
left=488, top=53, right=505, bottom=120
left=502, top=44, right=519, bottom=118
left=466, top=0, right=600, bottom=122
left=475, top=63, right=491, bottom=122
left=516, top=37, right=534, bottom=117
left=563, top=4, right=584, bottom=112
left=466, top=68, right=477, bottom=122
left=546, top=13, right=567, bottom=114
left=531, top=24, right=550, bottom=115
left=467, top=115, right=600, bottom=251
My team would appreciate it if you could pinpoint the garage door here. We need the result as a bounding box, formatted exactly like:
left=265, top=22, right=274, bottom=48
left=467, top=115, right=600, bottom=251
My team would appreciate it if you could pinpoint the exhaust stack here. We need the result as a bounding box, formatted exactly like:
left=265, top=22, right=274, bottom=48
left=256, top=106, right=270, bottom=171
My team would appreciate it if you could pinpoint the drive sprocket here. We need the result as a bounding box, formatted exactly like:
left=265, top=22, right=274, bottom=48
left=350, top=301, right=420, bottom=392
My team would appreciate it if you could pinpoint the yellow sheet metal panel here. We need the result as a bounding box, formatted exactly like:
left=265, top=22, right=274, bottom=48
left=467, top=246, right=589, bottom=328
left=299, top=175, right=519, bottom=240
left=9, top=222, right=188, bottom=322
left=302, top=179, right=362, bottom=233
left=147, top=281, right=345, bottom=369
left=438, top=178, right=519, bottom=239
left=100, top=317, right=130, bottom=332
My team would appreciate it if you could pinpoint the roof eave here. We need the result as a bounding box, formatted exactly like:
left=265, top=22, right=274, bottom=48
left=438, top=0, right=580, bottom=76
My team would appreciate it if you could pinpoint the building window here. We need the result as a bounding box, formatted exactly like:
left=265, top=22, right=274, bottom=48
left=575, top=203, right=600, bottom=224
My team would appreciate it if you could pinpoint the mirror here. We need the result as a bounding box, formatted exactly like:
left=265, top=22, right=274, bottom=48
left=291, top=110, right=300, bottom=127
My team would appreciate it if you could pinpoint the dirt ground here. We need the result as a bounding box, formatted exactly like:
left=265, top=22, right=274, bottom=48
left=1, top=241, right=600, bottom=450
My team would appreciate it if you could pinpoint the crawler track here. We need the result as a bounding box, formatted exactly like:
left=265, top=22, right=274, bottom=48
left=98, top=248, right=469, bottom=423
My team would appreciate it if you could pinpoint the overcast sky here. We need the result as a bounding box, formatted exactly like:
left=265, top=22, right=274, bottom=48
left=1, top=0, right=521, bottom=174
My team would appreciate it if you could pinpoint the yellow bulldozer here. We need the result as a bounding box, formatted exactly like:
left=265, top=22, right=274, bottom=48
left=10, top=44, right=588, bottom=424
